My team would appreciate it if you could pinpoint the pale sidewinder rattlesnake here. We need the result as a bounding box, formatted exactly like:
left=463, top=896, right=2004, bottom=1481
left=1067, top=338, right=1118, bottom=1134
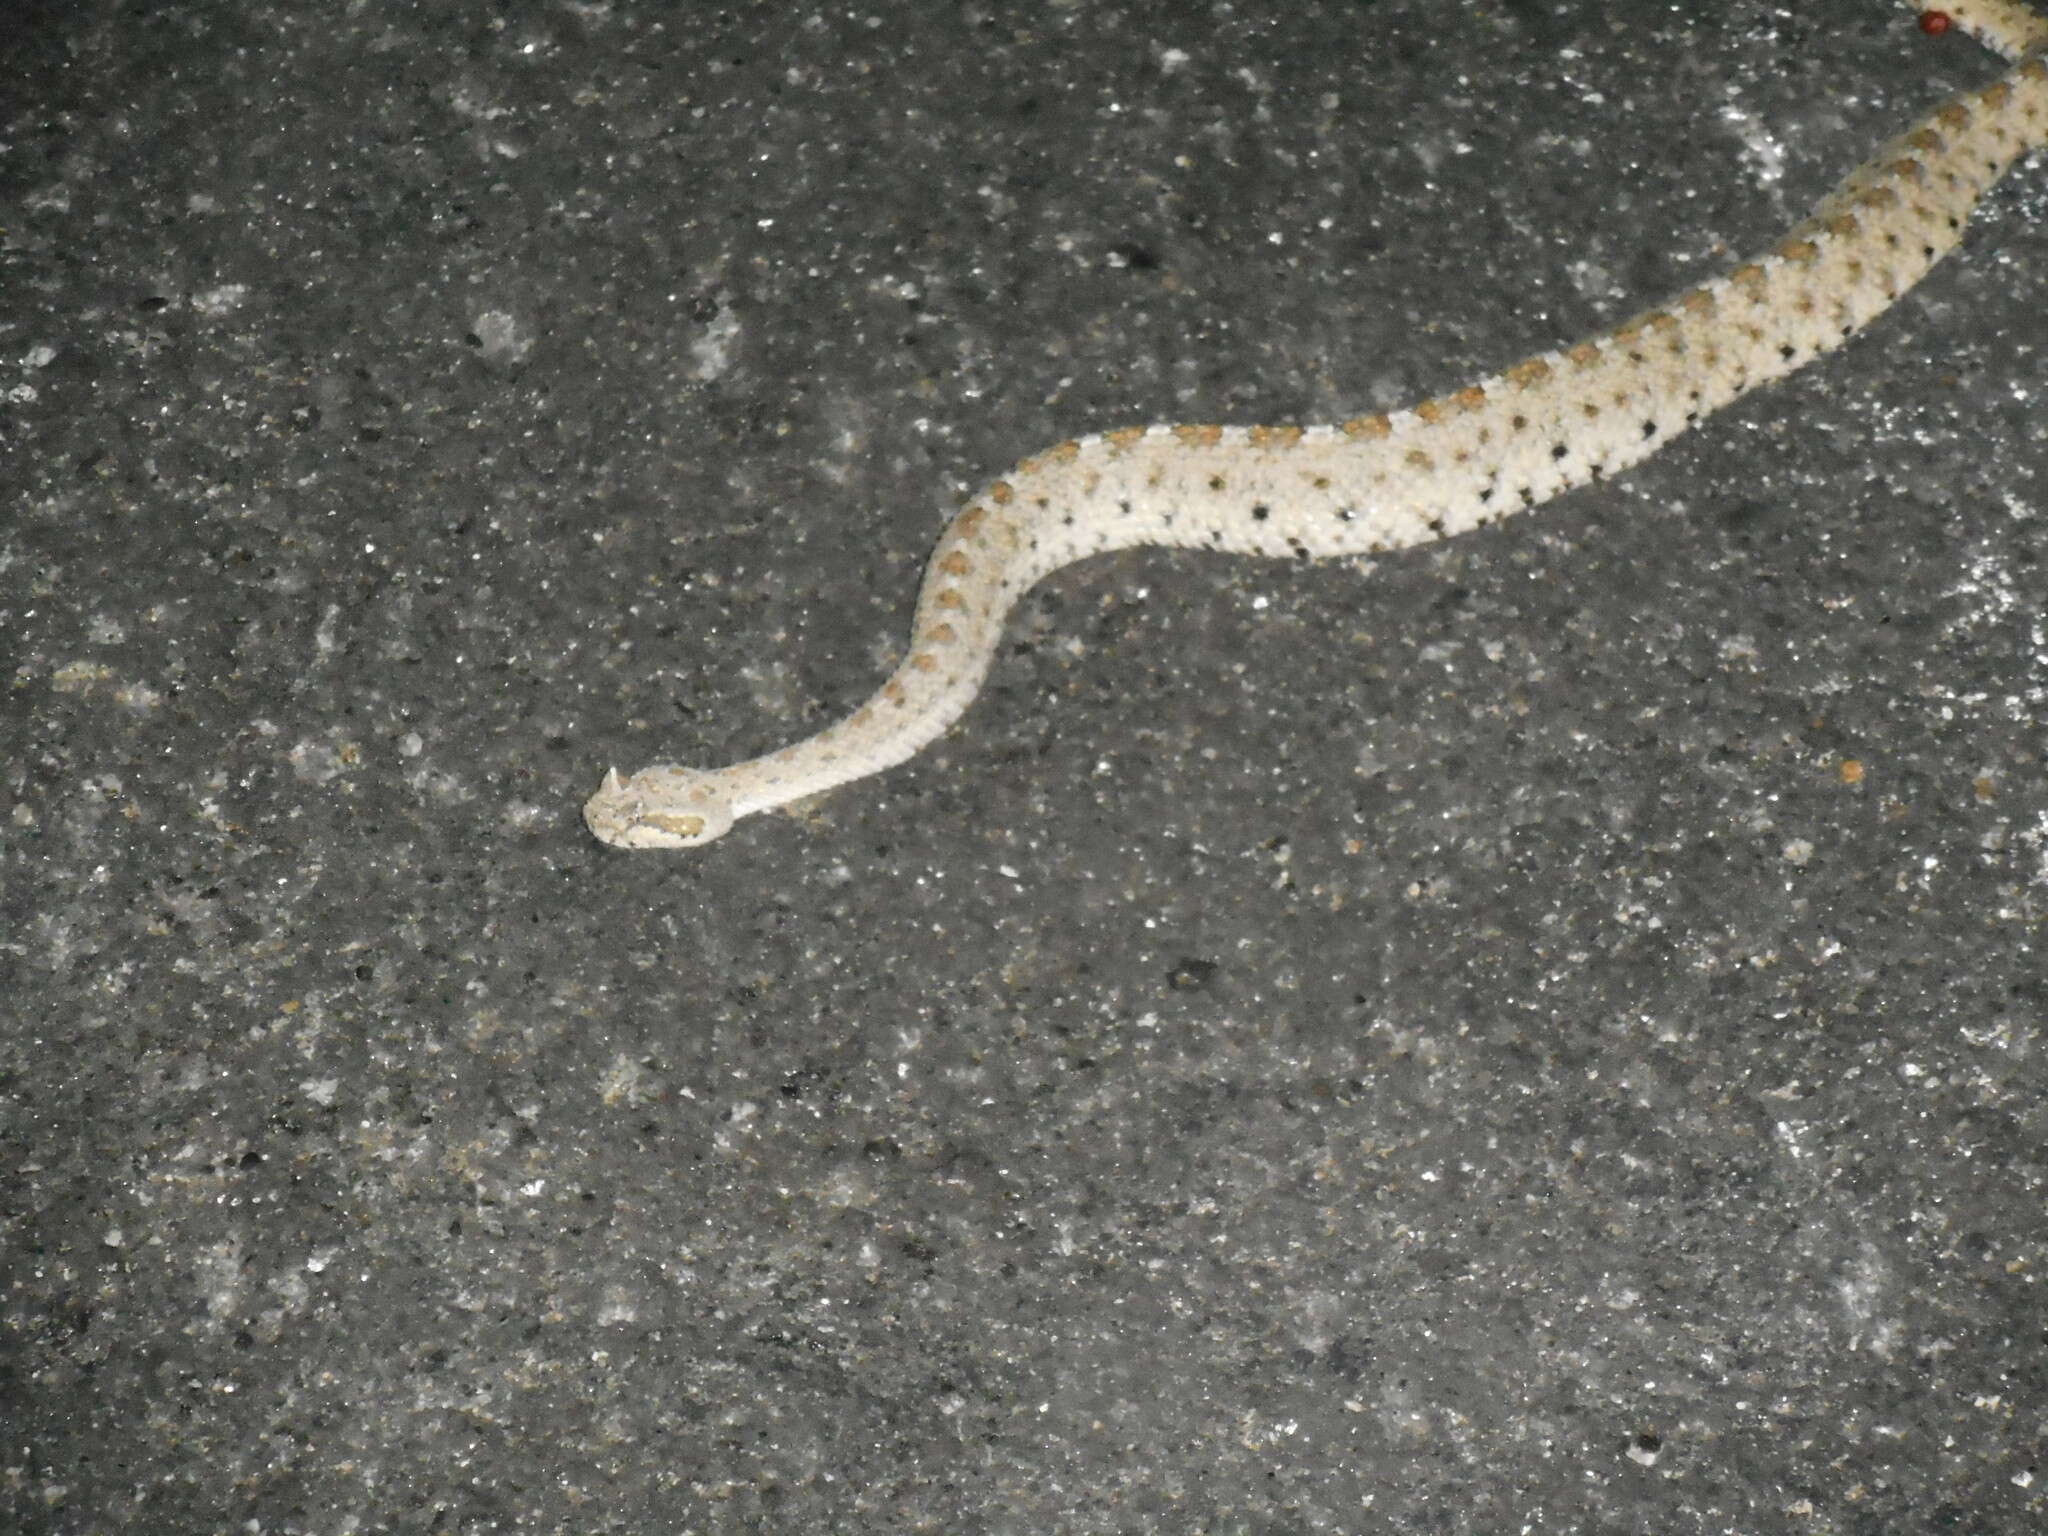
left=586, top=0, right=2048, bottom=850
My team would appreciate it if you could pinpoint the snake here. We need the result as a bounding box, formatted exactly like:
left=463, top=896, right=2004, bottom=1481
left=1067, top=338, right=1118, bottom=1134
left=585, top=0, right=2048, bottom=849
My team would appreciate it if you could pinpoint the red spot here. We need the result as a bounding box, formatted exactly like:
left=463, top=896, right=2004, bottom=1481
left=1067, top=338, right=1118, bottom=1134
left=1918, top=9, right=1952, bottom=34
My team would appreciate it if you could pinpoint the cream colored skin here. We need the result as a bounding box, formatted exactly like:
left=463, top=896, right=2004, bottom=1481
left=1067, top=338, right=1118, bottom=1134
left=586, top=0, right=2048, bottom=849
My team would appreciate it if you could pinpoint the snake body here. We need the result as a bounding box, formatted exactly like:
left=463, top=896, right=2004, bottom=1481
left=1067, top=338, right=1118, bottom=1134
left=587, top=1, right=2048, bottom=849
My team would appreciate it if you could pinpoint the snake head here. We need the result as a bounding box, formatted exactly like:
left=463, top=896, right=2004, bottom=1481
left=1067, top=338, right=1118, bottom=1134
left=583, top=765, right=736, bottom=849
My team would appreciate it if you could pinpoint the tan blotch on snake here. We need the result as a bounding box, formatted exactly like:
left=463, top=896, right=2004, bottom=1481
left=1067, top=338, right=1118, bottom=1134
left=587, top=0, right=2048, bottom=849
